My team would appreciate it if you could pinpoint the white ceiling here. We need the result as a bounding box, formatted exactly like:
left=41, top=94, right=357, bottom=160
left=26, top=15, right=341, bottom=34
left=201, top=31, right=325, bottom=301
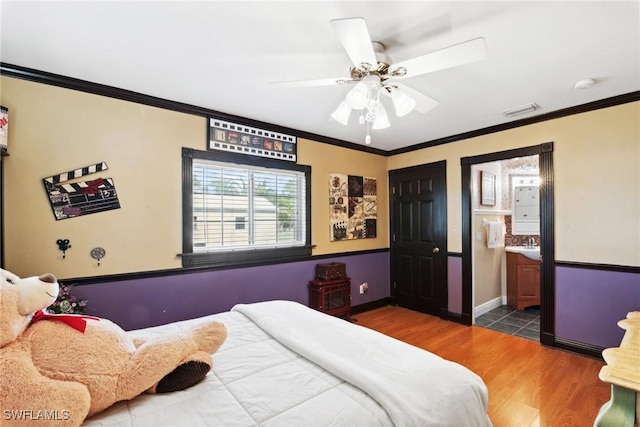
left=1, top=1, right=639, bottom=152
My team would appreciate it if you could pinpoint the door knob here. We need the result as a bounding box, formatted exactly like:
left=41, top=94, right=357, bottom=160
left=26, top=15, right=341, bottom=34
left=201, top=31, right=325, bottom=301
left=432, top=247, right=440, bottom=254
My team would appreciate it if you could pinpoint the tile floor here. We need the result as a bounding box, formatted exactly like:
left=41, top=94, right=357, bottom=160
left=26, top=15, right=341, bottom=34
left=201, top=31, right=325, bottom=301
left=475, top=305, right=540, bottom=341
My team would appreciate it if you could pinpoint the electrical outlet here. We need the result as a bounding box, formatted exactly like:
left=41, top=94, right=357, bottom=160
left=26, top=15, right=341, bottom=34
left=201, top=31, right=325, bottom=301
left=359, top=282, right=369, bottom=294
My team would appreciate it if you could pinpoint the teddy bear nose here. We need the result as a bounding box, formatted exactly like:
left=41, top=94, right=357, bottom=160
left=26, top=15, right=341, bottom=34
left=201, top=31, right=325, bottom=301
left=39, top=273, right=57, bottom=283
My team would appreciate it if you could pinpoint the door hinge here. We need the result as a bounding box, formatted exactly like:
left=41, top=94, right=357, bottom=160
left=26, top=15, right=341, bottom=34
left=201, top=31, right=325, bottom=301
left=393, top=281, right=397, bottom=290
left=393, top=234, right=396, bottom=242
left=392, top=187, right=396, bottom=194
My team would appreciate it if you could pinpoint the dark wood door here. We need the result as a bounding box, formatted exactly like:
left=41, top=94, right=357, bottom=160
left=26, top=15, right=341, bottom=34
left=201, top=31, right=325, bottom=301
left=390, top=161, right=447, bottom=317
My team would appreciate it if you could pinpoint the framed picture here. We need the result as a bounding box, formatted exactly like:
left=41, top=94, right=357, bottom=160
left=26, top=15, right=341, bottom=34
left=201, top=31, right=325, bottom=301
left=481, top=171, right=496, bottom=206
left=0, top=105, right=8, bottom=151
left=329, top=173, right=377, bottom=241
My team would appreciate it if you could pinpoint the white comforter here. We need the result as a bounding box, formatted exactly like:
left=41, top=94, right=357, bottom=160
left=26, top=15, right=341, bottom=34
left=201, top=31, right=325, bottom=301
left=84, top=301, right=491, bottom=427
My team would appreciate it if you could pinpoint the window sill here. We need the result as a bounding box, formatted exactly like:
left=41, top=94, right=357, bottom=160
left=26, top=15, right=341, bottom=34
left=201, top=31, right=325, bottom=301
left=181, top=245, right=312, bottom=268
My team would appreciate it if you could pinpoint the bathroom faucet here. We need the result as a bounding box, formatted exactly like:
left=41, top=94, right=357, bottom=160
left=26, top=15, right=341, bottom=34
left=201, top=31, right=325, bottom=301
left=527, top=237, right=535, bottom=248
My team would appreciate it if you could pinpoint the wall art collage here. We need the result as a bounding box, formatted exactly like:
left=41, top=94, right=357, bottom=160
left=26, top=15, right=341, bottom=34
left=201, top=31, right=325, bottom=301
left=329, top=173, right=377, bottom=241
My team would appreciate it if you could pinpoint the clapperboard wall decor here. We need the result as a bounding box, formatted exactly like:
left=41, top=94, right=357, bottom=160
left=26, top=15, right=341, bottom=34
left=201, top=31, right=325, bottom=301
left=43, top=162, right=121, bottom=220
left=208, top=118, right=297, bottom=162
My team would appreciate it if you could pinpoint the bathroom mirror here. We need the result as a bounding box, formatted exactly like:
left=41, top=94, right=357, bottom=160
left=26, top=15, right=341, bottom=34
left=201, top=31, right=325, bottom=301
left=512, top=176, right=540, bottom=235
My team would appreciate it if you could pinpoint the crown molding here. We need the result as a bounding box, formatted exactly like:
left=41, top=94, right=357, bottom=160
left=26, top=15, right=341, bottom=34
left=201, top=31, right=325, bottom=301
left=2, top=62, right=638, bottom=157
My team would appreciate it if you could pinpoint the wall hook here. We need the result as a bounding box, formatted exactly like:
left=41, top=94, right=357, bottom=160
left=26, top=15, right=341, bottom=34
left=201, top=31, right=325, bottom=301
left=90, top=247, right=106, bottom=266
left=56, top=239, right=71, bottom=259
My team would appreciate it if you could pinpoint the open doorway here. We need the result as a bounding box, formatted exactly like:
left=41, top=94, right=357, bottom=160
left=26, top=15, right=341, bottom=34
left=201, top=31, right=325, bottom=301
left=470, top=156, right=541, bottom=341
left=461, top=143, right=555, bottom=347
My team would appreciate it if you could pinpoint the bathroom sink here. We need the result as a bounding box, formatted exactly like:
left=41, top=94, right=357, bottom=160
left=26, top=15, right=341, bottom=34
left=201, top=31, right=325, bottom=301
left=505, top=246, right=540, bottom=260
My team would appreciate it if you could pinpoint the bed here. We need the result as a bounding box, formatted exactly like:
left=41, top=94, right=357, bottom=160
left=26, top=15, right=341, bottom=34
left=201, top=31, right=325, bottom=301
left=84, top=300, right=492, bottom=426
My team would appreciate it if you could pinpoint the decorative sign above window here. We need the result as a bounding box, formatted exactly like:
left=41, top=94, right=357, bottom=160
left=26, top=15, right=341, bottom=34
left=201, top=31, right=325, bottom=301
left=207, top=118, right=297, bottom=162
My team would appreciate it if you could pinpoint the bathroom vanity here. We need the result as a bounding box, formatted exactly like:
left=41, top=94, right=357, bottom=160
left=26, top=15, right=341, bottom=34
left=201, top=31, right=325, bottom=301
left=506, top=246, right=540, bottom=310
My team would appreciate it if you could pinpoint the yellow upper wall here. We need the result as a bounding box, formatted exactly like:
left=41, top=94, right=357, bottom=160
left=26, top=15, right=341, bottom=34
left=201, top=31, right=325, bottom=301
left=300, top=138, right=389, bottom=255
left=1, top=76, right=389, bottom=277
left=2, top=75, right=638, bottom=276
left=389, top=101, right=640, bottom=266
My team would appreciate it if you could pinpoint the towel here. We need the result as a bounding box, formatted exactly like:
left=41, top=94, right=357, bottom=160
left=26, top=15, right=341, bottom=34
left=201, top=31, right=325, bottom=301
left=487, top=221, right=504, bottom=248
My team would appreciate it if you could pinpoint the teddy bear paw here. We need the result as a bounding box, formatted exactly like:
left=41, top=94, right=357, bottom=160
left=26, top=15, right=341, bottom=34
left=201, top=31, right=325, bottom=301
left=192, top=321, right=227, bottom=354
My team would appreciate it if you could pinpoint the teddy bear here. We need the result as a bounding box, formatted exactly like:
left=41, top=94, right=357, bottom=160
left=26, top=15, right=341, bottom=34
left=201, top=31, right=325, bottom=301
left=0, top=268, right=227, bottom=426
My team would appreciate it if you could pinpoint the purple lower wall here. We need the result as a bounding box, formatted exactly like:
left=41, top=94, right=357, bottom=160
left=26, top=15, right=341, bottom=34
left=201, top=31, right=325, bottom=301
left=555, top=266, right=640, bottom=348
left=70, top=251, right=390, bottom=331
left=65, top=250, right=638, bottom=351
left=448, top=255, right=462, bottom=314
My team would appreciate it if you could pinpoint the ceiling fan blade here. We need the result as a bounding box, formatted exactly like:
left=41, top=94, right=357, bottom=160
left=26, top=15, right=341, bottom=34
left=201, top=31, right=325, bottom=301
left=391, top=82, right=439, bottom=113
left=330, top=18, right=378, bottom=68
left=390, top=37, right=487, bottom=79
left=270, top=77, right=356, bottom=88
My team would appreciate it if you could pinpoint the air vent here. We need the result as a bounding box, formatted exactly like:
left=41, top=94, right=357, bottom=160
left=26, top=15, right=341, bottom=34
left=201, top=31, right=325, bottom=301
left=502, top=103, right=539, bottom=118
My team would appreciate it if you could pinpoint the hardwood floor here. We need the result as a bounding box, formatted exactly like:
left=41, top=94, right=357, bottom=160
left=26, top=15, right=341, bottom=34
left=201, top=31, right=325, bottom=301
left=352, top=306, right=611, bottom=427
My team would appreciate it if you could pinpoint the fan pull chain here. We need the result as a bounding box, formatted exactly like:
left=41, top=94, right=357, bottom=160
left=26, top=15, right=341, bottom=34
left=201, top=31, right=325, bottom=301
left=365, top=122, right=372, bottom=145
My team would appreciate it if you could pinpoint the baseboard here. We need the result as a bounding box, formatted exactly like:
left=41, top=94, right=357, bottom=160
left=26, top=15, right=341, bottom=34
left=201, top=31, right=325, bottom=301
left=553, top=337, right=605, bottom=361
left=351, top=297, right=391, bottom=315
left=474, top=296, right=506, bottom=317
left=447, top=312, right=467, bottom=325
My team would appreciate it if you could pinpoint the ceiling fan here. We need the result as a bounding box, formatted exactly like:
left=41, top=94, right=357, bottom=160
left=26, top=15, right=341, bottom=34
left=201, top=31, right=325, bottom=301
left=272, top=18, right=487, bottom=144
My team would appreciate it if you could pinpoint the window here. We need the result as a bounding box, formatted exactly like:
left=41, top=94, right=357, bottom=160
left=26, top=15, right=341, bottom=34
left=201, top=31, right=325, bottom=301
left=182, top=148, right=311, bottom=268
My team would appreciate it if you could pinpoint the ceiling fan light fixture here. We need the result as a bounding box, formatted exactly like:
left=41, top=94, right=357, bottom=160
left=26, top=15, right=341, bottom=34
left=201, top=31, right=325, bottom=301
left=276, top=17, right=489, bottom=146
left=346, top=82, right=368, bottom=109
left=390, top=88, right=416, bottom=117
left=372, top=105, right=390, bottom=129
left=363, top=74, right=381, bottom=89
left=331, top=101, right=352, bottom=125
